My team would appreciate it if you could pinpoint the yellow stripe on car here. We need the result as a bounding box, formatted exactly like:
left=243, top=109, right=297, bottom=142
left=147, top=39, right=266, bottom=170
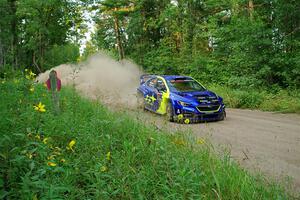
left=156, top=76, right=170, bottom=114
left=145, top=95, right=157, bottom=105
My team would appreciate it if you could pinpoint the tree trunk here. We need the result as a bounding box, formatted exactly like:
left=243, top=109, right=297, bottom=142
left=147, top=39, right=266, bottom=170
left=186, top=22, right=194, bottom=55
left=175, top=0, right=184, bottom=53
left=0, top=36, right=3, bottom=68
left=9, top=0, right=17, bottom=69
left=248, top=0, right=254, bottom=19
left=184, top=1, right=195, bottom=59
left=113, top=15, right=124, bottom=60
left=39, top=30, right=45, bottom=70
left=33, top=52, right=42, bottom=73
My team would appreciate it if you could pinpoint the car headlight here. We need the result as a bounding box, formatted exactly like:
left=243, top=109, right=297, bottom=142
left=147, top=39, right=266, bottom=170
left=217, top=95, right=223, bottom=102
left=214, top=94, right=221, bottom=101
left=178, top=101, right=191, bottom=107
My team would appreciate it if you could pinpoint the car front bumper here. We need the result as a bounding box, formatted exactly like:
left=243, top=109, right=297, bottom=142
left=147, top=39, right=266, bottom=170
left=174, top=104, right=226, bottom=123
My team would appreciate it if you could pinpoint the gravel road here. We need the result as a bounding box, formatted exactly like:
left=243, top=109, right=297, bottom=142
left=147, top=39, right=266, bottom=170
left=133, top=108, right=300, bottom=192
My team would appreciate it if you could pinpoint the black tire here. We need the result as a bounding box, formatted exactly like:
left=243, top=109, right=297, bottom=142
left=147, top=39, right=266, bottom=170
left=219, top=110, right=226, bottom=121
left=166, top=102, right=174, bottom=122
left=136, top=92, right=145, bottom=109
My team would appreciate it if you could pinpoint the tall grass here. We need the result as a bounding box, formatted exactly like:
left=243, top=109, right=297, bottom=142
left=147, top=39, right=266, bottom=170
left=0, top=77, right=297, bottom=199
left=208, top=84, right=300, bottom=113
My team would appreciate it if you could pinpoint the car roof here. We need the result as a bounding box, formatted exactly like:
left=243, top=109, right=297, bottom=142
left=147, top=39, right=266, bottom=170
left=160, top=75, right=192, bottom=80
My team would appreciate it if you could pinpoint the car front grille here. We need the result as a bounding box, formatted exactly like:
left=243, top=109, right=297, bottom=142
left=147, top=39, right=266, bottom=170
left=197, top=104, right=221, bottom=112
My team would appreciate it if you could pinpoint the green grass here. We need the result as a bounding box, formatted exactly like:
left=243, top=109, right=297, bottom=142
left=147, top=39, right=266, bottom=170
left=0, top=77, right=298, bottom=199
left=208, top=84, right=300, bottom=113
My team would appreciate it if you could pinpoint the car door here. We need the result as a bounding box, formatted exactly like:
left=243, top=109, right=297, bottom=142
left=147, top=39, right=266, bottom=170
left=144, top=77, right=159, bottom=111
left=154, top=78, right=169, bottom=114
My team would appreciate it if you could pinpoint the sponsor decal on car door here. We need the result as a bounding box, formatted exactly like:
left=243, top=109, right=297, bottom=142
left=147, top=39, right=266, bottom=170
left=144, top=78, right=158, bottom=111
left=155, top=77, right=170, bottom=114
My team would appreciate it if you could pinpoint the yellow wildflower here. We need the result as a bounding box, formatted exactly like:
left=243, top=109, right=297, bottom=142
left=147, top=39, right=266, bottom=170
left=173, top=138, right=186, bottom=146
left=26, top=153, right=33, bottom=159
left=184, top=119, right=190, bottom=124
left=43, top=137, right=49, bottom=144
left=47, top=162, right=57, bottom=167
left=53, top=147, right=62, bottom=155
left=29, top=87, right=34, bottom=92
left=60, top=159, right=66, bottom=163
left=197, top=138, right=205, bottom=145
left=35, top=134, right=41, bottom=140
left=33, top=102, right=46, bottom=112
left=47, top=155, right=55, bottom=160
left=25, top=70, right=36, bottom=80
left=67, top=139, right=76, bottom=152
left=29, top=71, right=36, bottom=77
left=54, top=147, right=61, bottom=151
left=100, top=166, right=108, bottom=172
left=53, top=151, right=61, bottom=156
left=106, top=151, right=111, bottom=161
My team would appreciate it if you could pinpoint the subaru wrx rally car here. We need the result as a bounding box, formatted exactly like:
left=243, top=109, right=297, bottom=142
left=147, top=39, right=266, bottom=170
left=137, top=75, right=226, bottom=123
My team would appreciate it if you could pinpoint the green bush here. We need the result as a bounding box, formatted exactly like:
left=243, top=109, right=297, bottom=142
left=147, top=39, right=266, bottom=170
left=207, top=84, right=300, bottom=113
left=44, top=44, right=80, bottom=70
left=260, top=90, right=300, bottom=113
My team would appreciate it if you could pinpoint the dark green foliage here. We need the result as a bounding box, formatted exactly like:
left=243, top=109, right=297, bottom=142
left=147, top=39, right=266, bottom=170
left=0, top=0, right=83, bottom=72
left=91, top=0, right=300, bottom=93
left=209, top=84, right=300, bottom=113
left=44, top=44, right=80, bottom=69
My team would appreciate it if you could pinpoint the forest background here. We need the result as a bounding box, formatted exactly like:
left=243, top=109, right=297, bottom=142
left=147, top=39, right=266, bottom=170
left=1, top=0, right=299, bottom=112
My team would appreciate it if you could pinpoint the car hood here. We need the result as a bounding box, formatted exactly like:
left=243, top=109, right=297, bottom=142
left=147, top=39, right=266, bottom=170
left=171, top=90, right=219, bottom=105
left=175, top=90, right=217, bottom=99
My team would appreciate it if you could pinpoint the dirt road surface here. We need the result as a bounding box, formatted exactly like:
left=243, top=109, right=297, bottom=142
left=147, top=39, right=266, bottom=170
left=38, top=55, right=300, bottom=193
left=132, top=108, right=300, bottom=192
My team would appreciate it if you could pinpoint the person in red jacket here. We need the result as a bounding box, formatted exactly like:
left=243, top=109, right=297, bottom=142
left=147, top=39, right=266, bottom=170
left=45, top=70, right=61, bottom=91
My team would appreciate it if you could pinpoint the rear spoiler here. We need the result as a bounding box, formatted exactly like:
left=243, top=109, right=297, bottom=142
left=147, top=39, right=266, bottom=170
left=140, top=74, right=155, bottom=85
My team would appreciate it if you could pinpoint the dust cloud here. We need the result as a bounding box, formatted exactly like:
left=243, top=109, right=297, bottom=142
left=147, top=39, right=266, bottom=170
left=37, top=53, right=143, bottom=109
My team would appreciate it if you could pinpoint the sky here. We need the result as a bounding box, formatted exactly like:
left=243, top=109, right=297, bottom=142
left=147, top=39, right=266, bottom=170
left=79, top=5, right=97, bottom=54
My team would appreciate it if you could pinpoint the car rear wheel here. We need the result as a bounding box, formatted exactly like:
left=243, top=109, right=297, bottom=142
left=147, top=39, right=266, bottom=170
left=166, top=102, right=174, bottom=122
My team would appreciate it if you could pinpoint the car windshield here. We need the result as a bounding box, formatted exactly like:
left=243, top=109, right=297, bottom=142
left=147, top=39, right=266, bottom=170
left=167, top=79, right=206, bottom=92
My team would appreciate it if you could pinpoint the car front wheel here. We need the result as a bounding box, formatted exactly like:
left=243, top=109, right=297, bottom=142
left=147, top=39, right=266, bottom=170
left=166, top=102, right=174, bottom=122
left=219, top=110, right=226, bottom=121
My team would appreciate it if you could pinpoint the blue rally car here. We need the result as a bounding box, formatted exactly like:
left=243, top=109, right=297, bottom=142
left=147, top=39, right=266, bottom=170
left=137, top=75, right=226, bottom=123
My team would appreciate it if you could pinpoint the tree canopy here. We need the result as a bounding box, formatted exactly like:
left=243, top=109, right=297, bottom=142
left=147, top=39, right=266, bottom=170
left=91, top=0, right=300, bottom=89
left=0, top=0, right=299, bottom=89
left=0, top=0, right=84, bottom=72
